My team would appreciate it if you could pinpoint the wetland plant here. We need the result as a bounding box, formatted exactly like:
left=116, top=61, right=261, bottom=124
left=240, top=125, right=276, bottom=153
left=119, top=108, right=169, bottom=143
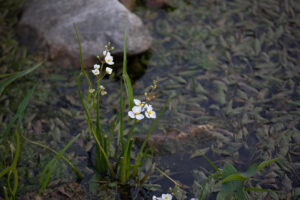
left=74, top=24, right=171, bottom=184
left=0, top=64, right=41, bottom=199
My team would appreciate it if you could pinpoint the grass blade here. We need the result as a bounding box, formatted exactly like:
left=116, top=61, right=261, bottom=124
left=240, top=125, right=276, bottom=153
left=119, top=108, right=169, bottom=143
left=0, top=63, right=41, bottom=96
left=122, top=21, right=133, bottom=109
left=5, top=86, right=36, bottom=136
left=195, top=150, right=219, bottom=172
left=244, top=187, right=276, bottom=192
left=257, top=158, right=280, bottom=171
left=73, top=23, right=92, bottom=88
left=22, top=135, right=83, bottom=179
left=38, top=133, right=81, bottom=194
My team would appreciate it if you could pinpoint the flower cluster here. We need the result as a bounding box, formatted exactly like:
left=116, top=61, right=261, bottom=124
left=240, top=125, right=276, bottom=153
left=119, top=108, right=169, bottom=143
left=153, top=194, right=172, bottom=200
left=128, top=99, right=156, bottom=121
left=91, top=44, right=114, bottom=76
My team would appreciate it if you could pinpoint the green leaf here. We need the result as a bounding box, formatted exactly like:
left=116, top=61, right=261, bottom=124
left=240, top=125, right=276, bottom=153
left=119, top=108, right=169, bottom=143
left=257, top=158, right=280, bottom=171
left=220, top=163, right=243, bottom=194
left=199, top=177, right=216, bottom=200
left=235, top=188, right=248, bottom=200
left=122, top=21, right=133, bottom=109
left=242, top=164, right=259, bottom=178
left=221, top=173, right=248, bottom=184
left=222, top=162, right=238, bottom=178
left=0, top=62, right=41, bottom=96
left=216, top=191, right=232, bottom=200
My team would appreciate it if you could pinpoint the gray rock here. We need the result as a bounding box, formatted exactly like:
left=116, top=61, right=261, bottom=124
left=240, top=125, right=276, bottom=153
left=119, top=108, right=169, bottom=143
left=18, top=0, right=152, bottom=67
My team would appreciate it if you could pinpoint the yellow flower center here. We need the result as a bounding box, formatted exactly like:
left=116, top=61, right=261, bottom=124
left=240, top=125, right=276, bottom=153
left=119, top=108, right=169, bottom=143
left=148, top=111, right=152, bottom=115
left=107, top=59, right=111, bottom=62
left=164, top=197, right=168, bottom=200
left=135, top=112, right=139, bottom=116
left=139, top=103, right=142, bottom=106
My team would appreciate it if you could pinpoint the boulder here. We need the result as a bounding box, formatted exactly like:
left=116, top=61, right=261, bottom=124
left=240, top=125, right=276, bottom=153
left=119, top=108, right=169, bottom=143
left=18, top=0, right=152, bottom=68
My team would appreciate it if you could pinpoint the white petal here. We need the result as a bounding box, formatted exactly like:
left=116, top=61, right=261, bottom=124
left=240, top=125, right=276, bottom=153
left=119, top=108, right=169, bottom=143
left=150, top=111, right=156, bottom=118
left=105, top=55, right=114, bottom=65
left=128, top=111, right=135, bottom=119
left=132, top=106, right=142, bottom=113
left=94, top=64, right=100, bottom=69
left=92, top=69, right=99, bottom=75
left=141, top=103, right=147, bottom=111
left=136, top=114, right=144, bottom=120
left=103, top=50, right=111, bottom=57
left=146, top=105, right=153, bottom=112
left=134, top=99, right=141, bottom=105
left=145, top=111, right=150, bottom=118
left=161, top=194, right=172, bottom=200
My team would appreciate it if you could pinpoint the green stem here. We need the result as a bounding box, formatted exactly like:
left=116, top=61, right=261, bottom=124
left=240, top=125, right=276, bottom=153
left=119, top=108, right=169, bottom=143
left=78, top=74, right=115, bottom=178
left=119, top=157, right=127, bottom=183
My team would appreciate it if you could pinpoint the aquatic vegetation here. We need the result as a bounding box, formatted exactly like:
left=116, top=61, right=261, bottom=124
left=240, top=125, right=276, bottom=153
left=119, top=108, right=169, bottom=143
left=157, top=154, right=279, bottom=200
left=0, top=65, right=41, bottom=199
left=1, top=0, right=300, bottom=198
left=74, top=24, right=171, bottom=184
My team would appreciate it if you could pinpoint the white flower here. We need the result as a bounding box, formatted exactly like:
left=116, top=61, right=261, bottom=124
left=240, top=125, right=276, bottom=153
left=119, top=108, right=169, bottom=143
left=94, top=64, right=100, bottom=69
left=128, top=106, right=144, bottom=120
left=145, top=105, right=156, bottom=119
left=106, top=67, right=113, bottom=74
left=92, top=69, right=99, bottom=76
left=89, top=88, right=95, bottom=93
left=161, top=194, right=172, bottom=200
left=105, top=54, right=114, bottom=65
left=133, top=99, right=148, bottom=112
left=101, top=90, right=107, bottom=95
left=152, top=196, right=162, bottom=200
left=100, top=85, right=105, bottom=90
